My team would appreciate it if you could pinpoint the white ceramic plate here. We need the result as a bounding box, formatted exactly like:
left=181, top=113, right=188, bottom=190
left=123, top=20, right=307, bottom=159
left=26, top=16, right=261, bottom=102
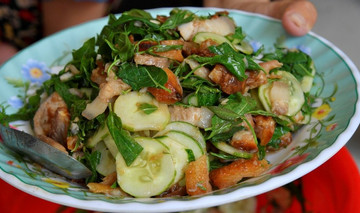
left=0, top=7, right=359, bottom=213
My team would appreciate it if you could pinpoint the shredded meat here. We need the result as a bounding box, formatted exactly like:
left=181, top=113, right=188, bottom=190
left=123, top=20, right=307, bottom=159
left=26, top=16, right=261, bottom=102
left=253, top=115, right=276, bottom=146
left=155, top=49, right=184, bottom=62
left=82, top=71, right=130, bottom=120
left=208, top=64, right=245, bottom=94
left=147, top=68, right=183, bottom=104
left=259, top=60, right=283, bottom=74
left=33, top=92, right=70, bottom=148
left=244, top=70, right=267, bottom=92
left=158, top=183, right=187, bottom=197
left=267, top=132, right=292, bottom=151
left=198, top=39, right=218, bottom=57
left=230, top=130, right=258, bottom=153
left=66, top=135, right=83, bottom=151
left=91, top=61, right=107, bottom=85
left=182, top=39, right=218, bottom=57
left=134, top=53, right=170, bottom=68
left=184, top=58, right=210, bottom=80
left=169, top=105, right=213, bottom=129
left=182, top=41, right=200, bottom=57
left=209, top=60, right=283, bottom=94
left=185, top=155, right=212, bottom=195
left=230, top=114, right=257, bottom=152
left=160, top=40, right=184, bottom=46
left=87, top=172, right=126, bottom=196
left=210, top=156, right=270, bottom=189
left=137, top=40, right=157, bottom=51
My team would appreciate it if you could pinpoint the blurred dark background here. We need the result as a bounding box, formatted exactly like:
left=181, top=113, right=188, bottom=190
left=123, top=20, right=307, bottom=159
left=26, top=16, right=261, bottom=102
left=110, top=0, right=203, bottom=13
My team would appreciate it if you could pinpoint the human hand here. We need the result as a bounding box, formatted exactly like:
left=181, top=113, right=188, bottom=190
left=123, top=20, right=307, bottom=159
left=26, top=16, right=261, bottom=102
left=0, top=42, right=18, bottom=65
left=203, top=0, right=317, bottom=36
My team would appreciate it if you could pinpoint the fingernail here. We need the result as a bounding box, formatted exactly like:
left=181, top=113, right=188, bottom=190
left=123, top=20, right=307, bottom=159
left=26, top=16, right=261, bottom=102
left=289, top=13, right=306, bottom=28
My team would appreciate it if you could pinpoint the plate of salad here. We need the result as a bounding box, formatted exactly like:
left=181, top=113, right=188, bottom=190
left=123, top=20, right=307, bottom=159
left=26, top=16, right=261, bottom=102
left=0, top=7, right=359, bottom=213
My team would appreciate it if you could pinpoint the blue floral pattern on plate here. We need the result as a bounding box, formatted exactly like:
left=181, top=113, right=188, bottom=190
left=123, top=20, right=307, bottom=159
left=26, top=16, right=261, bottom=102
left=21, top=59, right=51, bottom=84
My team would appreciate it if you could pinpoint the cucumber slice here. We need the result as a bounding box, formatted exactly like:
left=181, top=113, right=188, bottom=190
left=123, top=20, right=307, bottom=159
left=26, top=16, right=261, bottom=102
left=193, top=32, right=233, bottom=46
left=258, top=83, right=272, bottom=113
left=103, top=135, right=119, bottom=158
left=193, top=32, right=253, bottom=54
left=93, top=141, right=116, bottom=176
left=233, top=41, right=253, bottom=55
left=156, top=136, right=189, bottom=183
left=182, top=93, right=199, bottom=106
left=165, top=130, right=204, bottom=159
left=212, top=141, right=253, bottom=159
left=300, top=62, right=316, bottom=93
left=154, top=121, right=206, bottom=151
left=86, top=125, right=110, bottom=148
left=258, top=71, right=305, bottom=116
left=114, top=91, right=170, bottom=132
left=116, top=137, right=175, bottom=198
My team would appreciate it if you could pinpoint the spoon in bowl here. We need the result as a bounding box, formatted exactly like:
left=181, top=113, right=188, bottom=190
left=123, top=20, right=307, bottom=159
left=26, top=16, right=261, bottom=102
left=0, top=124, right=92, bottom=179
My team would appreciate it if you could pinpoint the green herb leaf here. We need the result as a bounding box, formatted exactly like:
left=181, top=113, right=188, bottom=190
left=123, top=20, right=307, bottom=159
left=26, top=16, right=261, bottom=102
left=117, top=63, right=168, bottom=91
left=84, top=150, right=101, bottom=183
left=185, top=149, right=196, bottom=162
left=123, top=9, right=153, bottom=19
left=207, top=106, right=240, bottom=121
left=5, top=78, right=28, bottom=88
left=257, top=145, right=266, bottom=160
left=145, top=44, right=183, bottom=56
left=209, top=158, right=230, bottom=171
left=267, top=125, right=291, bottom=149
left=210, top=152, right=240, bottom=160
left=0, top=105, right=10, bottom=126
left=210, top=126, right=244, bottom=143
left=106, top=111, right=143, bottom=166
left=191, top=43, right=247, bottom=81
left=160, top=9, right=195, bottom=30
left=225, top=93, right=257, bottom=115
left=138, top=103, right=158, bottom=115
left=6, top=91, right=42, bottom=122
left=207, top=93, right=258, bottom=140
left=196, top=85, right=221, bottom=106
left=105, top=32, right=134, bottom=62
left=226, top=26, right=245, bottom=42
left=54, top=79, right=80, bottom=107
left=70, top=37, right=97, bottom=88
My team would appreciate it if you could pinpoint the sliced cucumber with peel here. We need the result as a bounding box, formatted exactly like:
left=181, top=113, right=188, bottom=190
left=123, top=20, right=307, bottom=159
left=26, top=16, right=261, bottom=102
left=114, top=91, right=170, bottom=132
left=193, top=32, right=233, bottom=46
left=93, top=141, right=116, bottom=176
left=154, top=121, right=206, bottom=151
left=103, top=135, right=119, bottom=158
left=86, top=125, right=109, bottom=148
left=156, top=136, right=190, bottom=183
left=258, top=71, right=305, bottom=117
left=300, top=62, right=316, bottom=93
left=164, top=130, right=204, bottom=160
left=193, top=32, right=253, bottom=54
left=233, top=41, right=253, bottom=55
left=212, top=141, right=253, bottom=159
left=116, top=137, right=175, bottom=198
left=182, top=93, right=199, bottom=106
